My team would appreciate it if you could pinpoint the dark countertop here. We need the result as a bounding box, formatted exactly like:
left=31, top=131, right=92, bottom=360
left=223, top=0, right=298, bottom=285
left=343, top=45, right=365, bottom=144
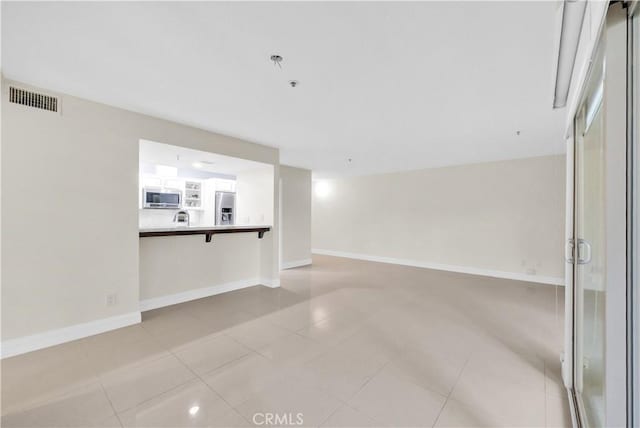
left=139, top=225, right=271, bottom=242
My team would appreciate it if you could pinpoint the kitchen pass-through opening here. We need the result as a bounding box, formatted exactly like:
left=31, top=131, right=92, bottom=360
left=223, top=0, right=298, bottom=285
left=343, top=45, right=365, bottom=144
left=138, top=139, right=274, bottom=230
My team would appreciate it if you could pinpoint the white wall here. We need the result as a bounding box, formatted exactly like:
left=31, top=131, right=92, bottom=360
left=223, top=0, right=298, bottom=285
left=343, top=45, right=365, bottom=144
left=236, top=166, right=274, bottom=226
left=233, top=165, right=280, bottom=285
left=1, top=77, right=279, bottom=350
left=280, top=165, right=312, bottom=268
left=139, top=233, right=262, bottom=305
left=313, top=155, right=565, bottom=283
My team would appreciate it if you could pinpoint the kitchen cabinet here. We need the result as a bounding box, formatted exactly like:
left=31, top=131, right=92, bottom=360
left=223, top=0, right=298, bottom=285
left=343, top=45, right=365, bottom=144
left=183, top=181, right=202, bottom=208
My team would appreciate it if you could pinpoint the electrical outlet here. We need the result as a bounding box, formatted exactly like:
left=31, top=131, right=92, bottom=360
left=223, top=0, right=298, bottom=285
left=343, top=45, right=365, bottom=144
left=526, top=268, right=537, bottom=276
left=106, top=293, right=118, bottom=306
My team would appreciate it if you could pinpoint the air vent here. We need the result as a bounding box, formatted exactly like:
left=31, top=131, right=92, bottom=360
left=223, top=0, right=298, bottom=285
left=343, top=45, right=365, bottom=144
left=9, top=86, right=58, bottom=112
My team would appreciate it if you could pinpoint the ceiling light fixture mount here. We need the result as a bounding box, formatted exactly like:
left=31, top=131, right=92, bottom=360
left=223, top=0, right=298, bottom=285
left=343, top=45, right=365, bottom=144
left=289, top=80, right=299, bottom=88
left=270, top=54, right=283, bottom=68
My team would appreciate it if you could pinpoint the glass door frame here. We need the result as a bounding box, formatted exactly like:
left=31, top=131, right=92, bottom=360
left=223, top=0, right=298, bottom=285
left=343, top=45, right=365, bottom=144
left=567, top=3, right=632, bottom=427
left=571, top=36, right=606, bottom=426
left=628, top=2, right=638, bottom=427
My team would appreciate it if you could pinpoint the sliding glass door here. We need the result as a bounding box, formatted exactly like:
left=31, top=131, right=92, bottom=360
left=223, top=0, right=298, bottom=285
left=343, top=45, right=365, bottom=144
left=573, top=36, right=606, bottom=427
left=569, top=4, right=639, bottom=425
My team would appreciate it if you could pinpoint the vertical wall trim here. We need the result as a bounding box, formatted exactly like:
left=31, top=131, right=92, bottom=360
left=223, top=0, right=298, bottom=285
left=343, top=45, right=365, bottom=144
left=626, top=5, right=638, bottom=427
left=604, top=5, right=629, bottom=426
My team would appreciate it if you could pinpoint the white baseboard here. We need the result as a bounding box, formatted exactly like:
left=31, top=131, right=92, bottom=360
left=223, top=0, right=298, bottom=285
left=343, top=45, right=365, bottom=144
left=261, top=278, right=281, bottom=288
left=3, top=277, right=280, bottom=358
left=281, top=258, right=312, bottom=270
left=1, top=311, right=141, bottom=359
left=312, top=249, right=564, bottom=286
left=140, top=278, right=261, bottom=312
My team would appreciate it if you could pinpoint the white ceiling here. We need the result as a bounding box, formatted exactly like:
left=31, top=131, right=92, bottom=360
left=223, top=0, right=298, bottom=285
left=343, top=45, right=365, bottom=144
left=139, top=139, right=272, bottom=176
left=2, top=1, right=565, bottom=178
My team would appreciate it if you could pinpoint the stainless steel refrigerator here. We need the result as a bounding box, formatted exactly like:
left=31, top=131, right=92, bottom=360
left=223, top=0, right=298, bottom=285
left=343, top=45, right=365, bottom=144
left=215, top=191, right=235, bottom=225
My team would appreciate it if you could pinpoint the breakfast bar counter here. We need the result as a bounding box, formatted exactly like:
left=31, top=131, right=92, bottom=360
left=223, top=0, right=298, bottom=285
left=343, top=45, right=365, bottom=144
left=139, top=225, right=271, bottom=242
left=138, top=224, right=277, bottom=310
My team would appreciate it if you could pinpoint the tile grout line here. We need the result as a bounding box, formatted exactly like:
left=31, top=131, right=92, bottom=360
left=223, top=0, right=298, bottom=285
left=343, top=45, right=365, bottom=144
left=316, top=401, right=348, bottom=427
left=339, top=357, right=394, bottom=408
left=108, top=372, right=197, bottom=416
left=544, top=360, right=549, bottom=428
left=262, top=294, right=433, bottom=426
left=97, top=380, right=125, bottom=428
left=166, top=301, right=365, bottom=422
left=99, top=324, right=213, bottom=416
left=318, top=357, right=397, bottom=427
left=168, top=343, right=254, bottom=424
left=84, top=334, right=174, bottom=427
left=291, top=312, right=375, bottom=361
left=431, top=353, right=472, bottom=428
left=96, top=329, right=205, bottom=417
left=377, top=345, right=470, bottom=401
left=119, top=310, right=258, bottom=421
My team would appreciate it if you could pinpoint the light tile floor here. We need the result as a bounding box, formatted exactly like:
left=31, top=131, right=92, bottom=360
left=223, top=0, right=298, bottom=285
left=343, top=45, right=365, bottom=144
left=1, top=255, right=571, bottom=427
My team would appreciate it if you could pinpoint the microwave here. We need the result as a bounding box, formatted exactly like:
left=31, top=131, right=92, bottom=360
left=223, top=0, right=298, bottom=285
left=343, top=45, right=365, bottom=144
left=143, top=189, right=181, bottom=209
